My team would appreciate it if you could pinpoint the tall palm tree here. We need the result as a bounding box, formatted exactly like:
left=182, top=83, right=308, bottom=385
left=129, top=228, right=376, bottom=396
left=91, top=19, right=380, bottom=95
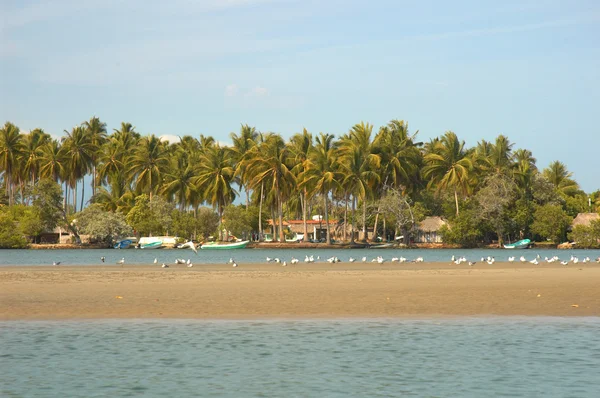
left=230, top=124, right=258, bottom=208
left=244, top=134, right=295, bottom=242
left=38, top=139, right=66, bottom=183
left=83, top=116, right=107, bottom=197
left=63, top=125, right=94, bottom=212
left=127, top=135, right=169, bottom=199
left=287, top=128, right=313, bottom=242
left=300, top=133, right=341, bottom=243
left=194, top=144, right=236, bottom=240
left=543, top=160, right=579, bottom=196
left=21, top=128, right=51, bottom=186
left=161, top=154, right=198, bottom=211
left=0, top=122, right=24, bottom=205
left=423, top=131, right=473, bottom=216
left=338, top=123, right=381, bottom=242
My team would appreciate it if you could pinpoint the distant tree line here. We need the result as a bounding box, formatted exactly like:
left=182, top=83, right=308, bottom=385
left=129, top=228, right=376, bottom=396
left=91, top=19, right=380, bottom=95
left=1, top=118, right=599, bottom=248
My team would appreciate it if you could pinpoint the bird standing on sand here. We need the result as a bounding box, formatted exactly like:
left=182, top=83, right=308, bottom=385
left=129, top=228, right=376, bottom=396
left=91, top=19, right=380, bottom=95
left=153, top=258, right=158, bottom=264
left=53, top=261, right=61, bottom=266
left=232, top=261, right=238, bottom=267
left=187, top=262, right=193, bottom=268
left=100, top=256, right=105, bottom=263
left=161, top=263, right=169, bottom=268
left=117, top=258, right=125, bottom=265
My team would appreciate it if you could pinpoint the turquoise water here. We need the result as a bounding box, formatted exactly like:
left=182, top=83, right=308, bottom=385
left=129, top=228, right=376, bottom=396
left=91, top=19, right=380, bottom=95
left=1, top=248, right=600, bottom=266
left=2, top=318, right=600, bottom=397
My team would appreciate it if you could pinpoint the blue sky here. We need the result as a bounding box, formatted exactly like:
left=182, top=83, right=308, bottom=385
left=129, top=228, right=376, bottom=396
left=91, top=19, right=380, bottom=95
left=1, top=0, right=599, bottom=192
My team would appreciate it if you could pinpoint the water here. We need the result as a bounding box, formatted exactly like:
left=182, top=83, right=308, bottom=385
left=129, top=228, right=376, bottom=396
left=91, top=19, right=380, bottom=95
left=1, top=318, right=599, bottom=397
left=1, top=248, right=599, bottom=266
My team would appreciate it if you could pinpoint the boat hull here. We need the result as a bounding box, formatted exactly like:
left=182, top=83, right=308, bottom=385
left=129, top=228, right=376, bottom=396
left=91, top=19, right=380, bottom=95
left=200, top=240, right=249, bottom=250
left=114, top=239, right=132, bottom=249
left=140, top=241, right=163, bottom=249
left=504, top=239, right=531, bottom=249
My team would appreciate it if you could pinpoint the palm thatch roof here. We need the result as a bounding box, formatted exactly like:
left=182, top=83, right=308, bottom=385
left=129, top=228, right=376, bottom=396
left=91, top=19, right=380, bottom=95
left=572, top=213, right=600, bottom=227
left=418, top=216, right=448, bottom=232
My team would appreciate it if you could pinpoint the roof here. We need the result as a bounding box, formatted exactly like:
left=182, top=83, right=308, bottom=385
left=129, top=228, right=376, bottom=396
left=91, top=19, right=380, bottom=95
left=418, top=216, right=448, bottom=232
left=267, top=219, right=338, bottom=226
left=572, top=213, right=600, bottom=227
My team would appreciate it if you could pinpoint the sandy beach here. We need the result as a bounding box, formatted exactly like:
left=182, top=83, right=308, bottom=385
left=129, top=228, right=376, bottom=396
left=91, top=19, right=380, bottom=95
left=1, top=262, right=599, bottom=320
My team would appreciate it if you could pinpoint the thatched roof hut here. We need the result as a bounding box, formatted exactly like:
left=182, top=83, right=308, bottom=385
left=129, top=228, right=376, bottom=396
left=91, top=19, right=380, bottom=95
left=572, top=213, right=600, bottom=228
left=418, top=216, right=448, bottom=232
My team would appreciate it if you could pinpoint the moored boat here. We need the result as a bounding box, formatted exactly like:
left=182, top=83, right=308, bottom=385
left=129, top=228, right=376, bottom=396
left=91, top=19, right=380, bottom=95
left=200, top=240, right=250, bottom=250
left=139, top=241, right=163, bottom=249
left=114, top=239, right=133, bottom=249
left=503, top=239, right=531, bottom=249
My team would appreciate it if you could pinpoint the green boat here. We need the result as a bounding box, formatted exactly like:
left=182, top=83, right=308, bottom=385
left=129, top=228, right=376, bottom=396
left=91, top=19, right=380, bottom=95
left=503, top=239, right=531, bottom=249
left=200, top=240, right=250, bottom=250
left=140, top=241, right=163, bottom=249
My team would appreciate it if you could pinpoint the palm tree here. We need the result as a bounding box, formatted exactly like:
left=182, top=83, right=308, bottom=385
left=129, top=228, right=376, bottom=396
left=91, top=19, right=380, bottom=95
left=287, top=128, right=313, bottom=242
left=194, top=144, right=236, bottom=240
left=21, top=128, right=51, bottom=186
left=543, top=160, right=579, bottom=196
left=338, top=123, right=381, bottom=242
left=161, top=154, right=198, bottom=211
left=423, top=131, right=473, bottom=216
left=230, top=124, right=258, bottom=208
left=83, top=116, right=107, bottom=197
left=38, top=139, right=66, bottom=183
left=0, top=122, right=24, bottom=205
left=244, top=134, right=295, bottom=243
left=127, top=135, right=169, bottom=199
left=63, top=125, right=94, bottom=212
left=300, top=133, right=341, bottom=243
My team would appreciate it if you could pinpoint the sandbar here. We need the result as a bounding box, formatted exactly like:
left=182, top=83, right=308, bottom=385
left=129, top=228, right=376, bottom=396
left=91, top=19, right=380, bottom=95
left=1, top=262, right=599, bottom=320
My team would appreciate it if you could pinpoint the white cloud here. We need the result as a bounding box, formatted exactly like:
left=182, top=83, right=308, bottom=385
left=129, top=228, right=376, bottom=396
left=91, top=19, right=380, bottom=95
left=225, top=84, right=239, bottom=97
left=159, top=134, right=181, bottom=143
left=248, top=86, right=269, bottom=97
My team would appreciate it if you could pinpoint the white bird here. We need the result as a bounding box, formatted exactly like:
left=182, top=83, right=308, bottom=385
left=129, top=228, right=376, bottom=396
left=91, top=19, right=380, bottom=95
left=100, top=256, right=105, bottom=263
left=117, top=258, right=125, bottom=265
left=520, top=256, right=527, bottom=263
left=415, top=257, right=424, bottom=263
left=451, top=255, right=456, bottom=262
left=377, top=256, right=385, bottom=264
left=53, top=261, right=61, bottom=266
left=186, top=259, right=191, bottom=265
left=468, top=261, right=476, bottom=266
left=282, top=261, right=287, bottom=267
left=560, top=260, right=569, bottom=265
left=290, top=257, right=299, bottom=264
left=486, top=257, right=495, bottom=265
left=187, top=262, right=193, bottom=267
left=175, top=259, right=185, bottom=264
left=228, top=258, right=235, bottom=264
left=161, top=263, right=169, bottom=268
left=391, top=257, right=399, bottom=262
left=530, top=258, right=539, bottom=265
left=361, top=256, right=367, bottom=263
left=266, top=257, right=273, bottom=263
left=153, top=258, right=158, bottom=264
left=508, top=256, right=515, bottom=262
left=348, top=257, right=355, bottom=263
left=304, top=255, right=310, bottom=263
left=232, top=261, right=238, bottom=267
left=274, top=258, right=281, bottom=263
left=399, top=257, right=407, bottom=263
left=327, top=257, right=336, bottom=263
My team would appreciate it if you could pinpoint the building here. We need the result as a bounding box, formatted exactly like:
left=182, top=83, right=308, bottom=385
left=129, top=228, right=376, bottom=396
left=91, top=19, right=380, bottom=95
left=572, top=213, right=600, bottom=228
left=415, top=216, right=448, bottom=243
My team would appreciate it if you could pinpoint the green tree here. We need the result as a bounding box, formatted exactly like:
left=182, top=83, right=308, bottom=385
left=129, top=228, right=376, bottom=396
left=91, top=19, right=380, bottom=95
left=531, top=204, right=572, bottom=244
left=423, top=131, right=473, bottom=216
left=83, top=116, right=107, bottom=197
left=128, top=135, right=169, bottom=199
left=568, top=220, right=600, bottom=249
left=0, top=122, right=24, bottom=205
left=62, top=125, right=94, bottom=212
left=543, top=161, right=579, bottom=197
left=0, top=212, right=28, bottom=248
left=439, top=209, right=483, bottom=247
left=195, top=207, right=220, bottom=240
left=126, top=195, right=174, bottom=237
left=76, top=204, right=133, bottom=244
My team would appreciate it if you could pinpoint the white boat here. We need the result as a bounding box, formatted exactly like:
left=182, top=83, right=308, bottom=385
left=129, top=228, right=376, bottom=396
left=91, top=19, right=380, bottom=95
left=201, top=240, right=250, bottom=250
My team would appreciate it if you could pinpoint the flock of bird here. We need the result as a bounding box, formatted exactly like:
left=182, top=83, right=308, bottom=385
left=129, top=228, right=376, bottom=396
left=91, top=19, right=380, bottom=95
left=50, top=254, right=600, bottom=267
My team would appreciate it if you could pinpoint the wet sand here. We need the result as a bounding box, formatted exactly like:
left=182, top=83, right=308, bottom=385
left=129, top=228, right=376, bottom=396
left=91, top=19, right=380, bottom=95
left=1, top=262, right=599, bottom=320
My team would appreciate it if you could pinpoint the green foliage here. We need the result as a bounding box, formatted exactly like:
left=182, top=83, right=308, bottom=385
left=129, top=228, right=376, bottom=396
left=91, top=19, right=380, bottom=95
left=76, top=204, right=133, bottom=244
left=474, top=174, right=517, bottom=244
left=195, top=207, right=220, bottom=240
left=222, top=204, right=258, bottom=239
left=512, top=198, right=535, bottom=238
left=531, top=204, right=572, bottom=244
left=439, top=210, right=483, bottom=247
left=568, top=220, right=600, bottom=249
left=0, top=212, right=28, bottom=248
left=126, top=195, right=174, bottom=237
left=30, top=179, right=64, bottom=231
left=170, top=210, right=197, bottom=240
left=563, top=194, right=589, bottom=218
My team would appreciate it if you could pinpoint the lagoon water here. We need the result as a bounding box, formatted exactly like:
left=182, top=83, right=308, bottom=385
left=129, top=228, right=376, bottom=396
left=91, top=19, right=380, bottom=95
left=2, top=318, right=600, bottom=397
left=1, top=248, right=600, bottom=266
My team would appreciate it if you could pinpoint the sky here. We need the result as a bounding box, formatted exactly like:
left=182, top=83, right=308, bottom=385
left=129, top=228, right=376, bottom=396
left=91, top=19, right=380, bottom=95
left=1, top=0, right=599, bottom=192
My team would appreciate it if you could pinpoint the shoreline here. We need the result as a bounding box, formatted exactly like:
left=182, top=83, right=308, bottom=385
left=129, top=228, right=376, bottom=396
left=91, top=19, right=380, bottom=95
left=2, top=263, right=599, bottom=320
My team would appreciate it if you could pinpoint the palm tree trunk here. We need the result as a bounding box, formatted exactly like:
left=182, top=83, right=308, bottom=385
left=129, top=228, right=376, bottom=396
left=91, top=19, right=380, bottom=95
left=351, top=196, right=356, bottom=243
left=371, top=211, right=379, bottom=243
left=258, top=182, right=264, bottom=241
left=454, top=188, right=459, bottom=216
left=302, top=190, right=308, bottom=242
left=80, top=178, right=85, bottom=211
left=73, top=181, right=77, bottom=213
left=343, top=192, right=348, bottom=242
left=362, top=197, right=367, bottom=242
left=323, top=190, right=330, bottom=244
left=278, top=193, right=285, bottom=243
